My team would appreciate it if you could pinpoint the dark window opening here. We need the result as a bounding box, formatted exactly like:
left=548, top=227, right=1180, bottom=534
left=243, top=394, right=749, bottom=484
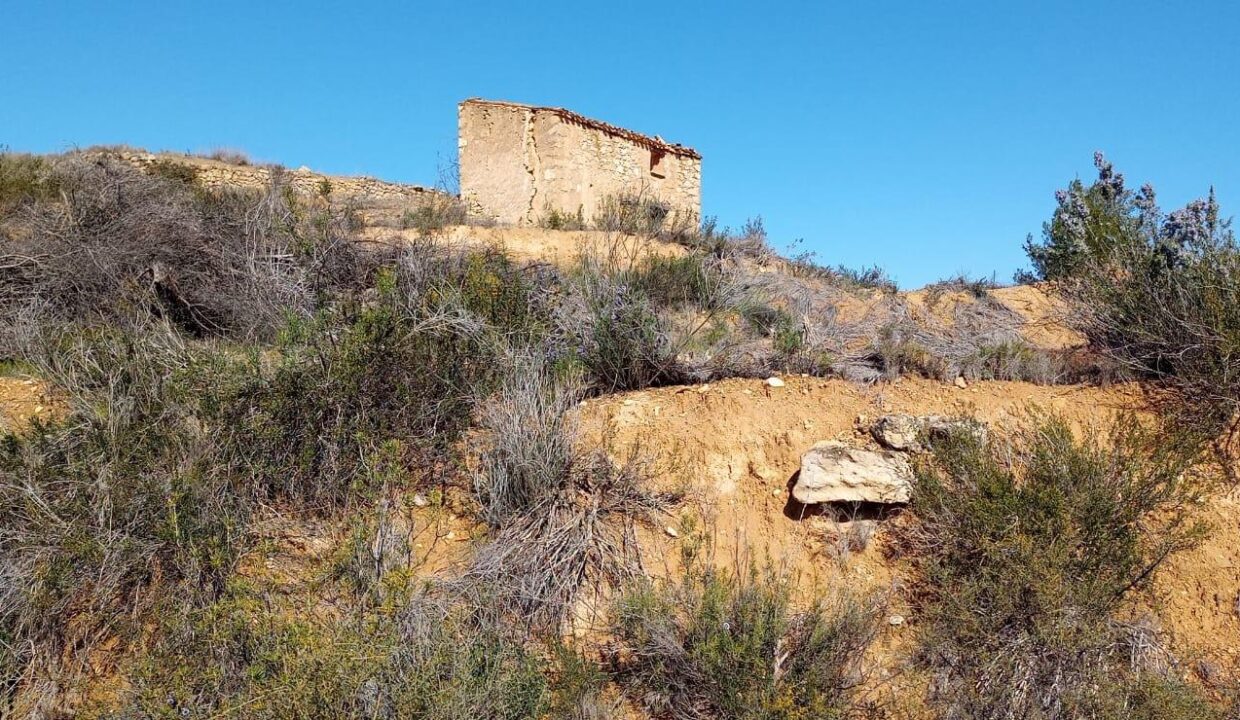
left=650, top=149, right=667, bottom=179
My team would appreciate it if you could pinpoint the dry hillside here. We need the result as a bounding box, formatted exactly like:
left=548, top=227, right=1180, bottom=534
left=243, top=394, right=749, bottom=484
left=2, top=150, right=1237, bottom=719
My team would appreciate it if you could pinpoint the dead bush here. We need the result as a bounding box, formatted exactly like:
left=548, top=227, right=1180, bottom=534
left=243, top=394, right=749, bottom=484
left=465, top=353, right=669, bottom=632
left=0, top=152, right=380, bottom=350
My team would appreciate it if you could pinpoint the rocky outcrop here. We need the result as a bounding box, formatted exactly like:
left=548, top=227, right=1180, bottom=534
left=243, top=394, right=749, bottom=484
left=793, top=441, right=914, bottom=504
left=870, top=414, right=986, bottom=452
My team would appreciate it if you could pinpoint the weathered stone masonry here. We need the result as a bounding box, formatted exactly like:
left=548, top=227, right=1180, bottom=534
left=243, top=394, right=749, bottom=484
left=95, top=150, right=439, bottom=205
left=458, top=99, right=701, bottom=226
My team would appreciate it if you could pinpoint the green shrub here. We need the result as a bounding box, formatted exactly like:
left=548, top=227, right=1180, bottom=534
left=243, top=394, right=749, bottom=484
left=120, top=582, right=551, bottom=720
left=578, top=283, right=676, bottom=391
left=612, top=559, right=879, bottom=720
left=1023, top=153, right=1240, bottom=434
left=0, top=328, right=243, bottom=711
left=901, top=413, right=1217, bottom=719
left=207, top=256, right=520, bottom=506
left=626, top=254, right=728, bottom=310
left=540, top=205, right=586, bottom=231
left=1, top=241, right=538, bottom=708
left=0, top=151, right=59, bottom=208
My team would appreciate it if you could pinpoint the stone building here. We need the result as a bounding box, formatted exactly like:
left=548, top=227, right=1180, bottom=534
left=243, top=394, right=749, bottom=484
left=458, top=98, right=701, bottom=227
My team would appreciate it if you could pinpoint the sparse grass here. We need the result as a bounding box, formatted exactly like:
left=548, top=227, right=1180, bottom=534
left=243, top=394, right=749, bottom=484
left=899, top=412, right=1219, bottom=719
left=119, top=581, right=554, bottom=720
left=612, top=557, right=880, bottom=720
left=0, top=151, right=59, bottom=209
left=202, top=148, right=251, bottom=166
left=399, top=194, right=469, bottom=232
left=594, top=192, right=696, bottom=243
left=540, top=205, right=587, bottom=231
left=922, top=273, right=1001, bottom=306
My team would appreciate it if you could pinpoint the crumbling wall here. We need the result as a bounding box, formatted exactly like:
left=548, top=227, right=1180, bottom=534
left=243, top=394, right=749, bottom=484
left=92, top=150, right=440, bottom=205
left=459, top=100, right=701, bottom=226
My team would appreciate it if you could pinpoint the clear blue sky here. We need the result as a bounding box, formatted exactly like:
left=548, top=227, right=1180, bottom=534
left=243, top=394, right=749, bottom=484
left=4, top=1, right=1238, bottom=287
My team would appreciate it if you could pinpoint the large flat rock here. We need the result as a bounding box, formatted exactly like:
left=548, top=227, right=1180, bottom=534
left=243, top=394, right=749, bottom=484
left=794, top=441, right=914, bottom=504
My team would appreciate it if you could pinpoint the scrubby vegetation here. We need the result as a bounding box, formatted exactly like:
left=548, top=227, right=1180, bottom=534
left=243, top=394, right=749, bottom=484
left=2, top=146, right=1237, bottom=718
left=612, top=556, right=880, bottom=720
left=1023, top=153, right=1240, bottom=437
left=900, top=414, right=1219, bottom=719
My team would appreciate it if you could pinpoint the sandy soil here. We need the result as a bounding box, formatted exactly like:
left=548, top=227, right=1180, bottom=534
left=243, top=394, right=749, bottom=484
left=358, top=224, right=685, bottom=267
left=0, top=376, right=55, bottom=432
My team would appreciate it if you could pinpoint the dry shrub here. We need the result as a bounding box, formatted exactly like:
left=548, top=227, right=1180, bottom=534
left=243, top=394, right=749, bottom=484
left=742, top=263, right=1091, bottom=384
left=899, top=412, right=1220, bottom=719
left=0, top=325, right=242, bottom=715
left=612, top=557, right=881, bottom=720
left=0, top=152, right=378, bottom=351
left=464, top=353, right=669, bottom=633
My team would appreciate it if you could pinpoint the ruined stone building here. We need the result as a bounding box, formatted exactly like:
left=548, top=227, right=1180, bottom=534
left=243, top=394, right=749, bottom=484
left=458, top=99, right=701, bottom=227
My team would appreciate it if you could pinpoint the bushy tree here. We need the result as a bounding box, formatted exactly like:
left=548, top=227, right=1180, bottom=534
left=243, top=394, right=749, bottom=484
left=1023, top=153, right=1240, bottom=435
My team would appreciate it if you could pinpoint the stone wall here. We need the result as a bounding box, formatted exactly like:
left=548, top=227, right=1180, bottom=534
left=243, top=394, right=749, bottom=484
left=93, top=150, right=442, bottom=206
left=458, top=99, right=701, bottom=226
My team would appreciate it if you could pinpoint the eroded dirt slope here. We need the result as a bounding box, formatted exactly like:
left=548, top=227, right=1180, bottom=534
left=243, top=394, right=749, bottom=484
left=578, top=375, right=1240, bottom=701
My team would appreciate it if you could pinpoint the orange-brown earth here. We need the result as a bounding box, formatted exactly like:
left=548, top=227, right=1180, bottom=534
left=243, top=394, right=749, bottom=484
left=0, top=376, right=56, bottom=432
left=578, top=375, right=1239, bottom=710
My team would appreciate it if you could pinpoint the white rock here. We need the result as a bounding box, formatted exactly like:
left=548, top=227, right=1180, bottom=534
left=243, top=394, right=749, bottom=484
left=888, top=614, right=906, bottom=627
left=870, top=414, right=923, bottom=451
left=765, top=376, right=786, bottom=388
left=871, top=414, right=987, bottom=452
left=793, top=441, right=914, bottom=505
left=954, top=376, right=968, bottom=389
left=412, top=494, right=429, bottom=508
left=664, top=525, right=680, bottom=538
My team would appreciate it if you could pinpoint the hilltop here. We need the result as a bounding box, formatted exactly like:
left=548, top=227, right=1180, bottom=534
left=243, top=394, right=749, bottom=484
left=1, top=148, right=1237, bottom=719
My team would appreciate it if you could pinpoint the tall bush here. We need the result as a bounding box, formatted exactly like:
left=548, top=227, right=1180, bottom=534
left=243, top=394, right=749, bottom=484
left=1023, top=153, right=1240, bottom=434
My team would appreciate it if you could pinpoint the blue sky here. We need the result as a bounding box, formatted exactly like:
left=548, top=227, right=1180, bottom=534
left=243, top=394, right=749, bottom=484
left=4, top=1, right=1238, bottom=287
